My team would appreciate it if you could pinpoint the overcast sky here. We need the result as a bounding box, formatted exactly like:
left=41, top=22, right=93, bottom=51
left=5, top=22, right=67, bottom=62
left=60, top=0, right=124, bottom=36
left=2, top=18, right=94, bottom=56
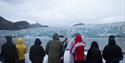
left=0, top=0, right=125, bottom=26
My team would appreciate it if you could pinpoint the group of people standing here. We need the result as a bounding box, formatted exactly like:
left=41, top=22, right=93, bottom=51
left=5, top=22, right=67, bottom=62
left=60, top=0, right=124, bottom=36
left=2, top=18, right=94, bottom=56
left=69, top=34, right=123, bottom=63
left=0, top=36, right=27, bottom=63
left=0, top=33, right=124, bottom=63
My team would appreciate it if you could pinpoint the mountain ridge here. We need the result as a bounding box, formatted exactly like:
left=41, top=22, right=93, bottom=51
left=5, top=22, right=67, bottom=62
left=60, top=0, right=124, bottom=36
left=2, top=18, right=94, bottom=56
left=0, top=16, right=48, bottom=30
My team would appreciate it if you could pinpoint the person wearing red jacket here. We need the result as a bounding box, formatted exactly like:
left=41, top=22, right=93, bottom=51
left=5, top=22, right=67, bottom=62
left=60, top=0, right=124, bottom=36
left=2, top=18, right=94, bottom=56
left=71, top=34, right=86, bottom=63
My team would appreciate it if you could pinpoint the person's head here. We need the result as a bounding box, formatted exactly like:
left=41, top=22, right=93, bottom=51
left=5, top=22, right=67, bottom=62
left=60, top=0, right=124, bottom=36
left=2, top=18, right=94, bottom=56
left=75, top=34, right=83, bottom=43
left=5, top=35, right=12, bottom=43
left=108, top=35, right=116, bottom=46
left=16, top=37, right=24, bottom=45
left=53, top=33, right=59, bottom=40
left=72, top=33, right=80, bottom=38
left=34, top=38, right=42, bottom=46
left=90, top=41, right=99, bottom=49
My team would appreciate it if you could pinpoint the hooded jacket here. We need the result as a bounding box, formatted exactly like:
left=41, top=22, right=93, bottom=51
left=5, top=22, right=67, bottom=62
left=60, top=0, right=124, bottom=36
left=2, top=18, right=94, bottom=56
left=71, top=34, right=86, bottom=61
left=86, top=41, right=102, bottom=63
left=16, top=38, right=27, bottom=61
left=45, top=33, right=65, bottom=63
left=103, top=36, right=123, bottom=63
left=29, top=38, right=45, bottom=63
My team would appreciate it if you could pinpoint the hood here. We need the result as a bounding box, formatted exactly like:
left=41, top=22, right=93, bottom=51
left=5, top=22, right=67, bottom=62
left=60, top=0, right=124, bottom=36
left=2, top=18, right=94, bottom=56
left=34, top=38, right=41, bottom=46
left=16, top=37, right=24, bottom=45
left=108, top=35, right=116, bottom=46
left=53, top=33, right=59, bottom=40
left=90, top=41, right=99, bottom=49
left=74, top=34, right=83, bottom=43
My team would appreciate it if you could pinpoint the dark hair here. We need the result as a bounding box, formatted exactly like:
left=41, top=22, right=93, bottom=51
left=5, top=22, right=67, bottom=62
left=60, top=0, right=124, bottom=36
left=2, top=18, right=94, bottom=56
left=109, top=35, right=115, bottom=39
left=90, top=41, right=99, bottom=49
left=34, top=38, right=42, bottom=45
left=108, top=35, right=116, bottom=45
left=5, top=35, right=12, bottom=43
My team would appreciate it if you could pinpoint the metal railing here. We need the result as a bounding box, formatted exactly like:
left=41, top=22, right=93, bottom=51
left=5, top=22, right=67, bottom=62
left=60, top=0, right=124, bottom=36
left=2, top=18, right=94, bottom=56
left=84, top=49, right=125, bottom=54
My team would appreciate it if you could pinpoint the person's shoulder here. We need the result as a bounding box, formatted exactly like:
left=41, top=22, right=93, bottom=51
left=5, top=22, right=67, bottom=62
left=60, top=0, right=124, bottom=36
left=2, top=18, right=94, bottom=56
left=19, top=45, right=27, bottom=48
left=47, top=40, right=53, bottom=44
left=88, top=48, right=92, bottom=52
left=2, top=43, right=6, bottom=48
left=12, top=43, right=16, bottom=46
left=103, top=45, right=109, bottom=51
left=96, top=49, right=101, bottom=53
left=39, top=45, right=43, bottom=47
left=30, top=45, right=34, bottom=48
left=16, top=45, right=19, bottom=48
left=40, top=46, right=44, bottom=49
left=58, top=40, right=63, bottom=44
left=104, top=45, right=109, bottom=48
left=5, top=43, right=15, bottom=46
left=115, top=45, right=122, bottom=50
left=48, top=40, right=53, bottom=42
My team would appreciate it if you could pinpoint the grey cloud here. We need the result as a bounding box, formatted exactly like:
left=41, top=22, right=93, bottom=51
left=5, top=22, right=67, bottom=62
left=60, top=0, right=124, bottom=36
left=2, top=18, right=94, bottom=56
left=0, top=0, right=125, bottom=26
left=0, top=0, right=26, bottom=4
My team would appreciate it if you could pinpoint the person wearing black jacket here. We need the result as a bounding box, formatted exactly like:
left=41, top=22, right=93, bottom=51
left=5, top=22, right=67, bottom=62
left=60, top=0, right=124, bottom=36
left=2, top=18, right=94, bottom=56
left=86, top=41, right=102, bottom=63
left=103, top=35, right=123, bottom=63
left=1, top=35, right=18, bottom=63
left=29, top=38, right=45, bottom=63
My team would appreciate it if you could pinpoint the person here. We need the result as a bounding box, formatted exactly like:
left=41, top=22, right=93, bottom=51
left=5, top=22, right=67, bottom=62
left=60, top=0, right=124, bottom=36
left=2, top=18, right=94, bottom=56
left=45, top=33, right=65, bottom=63
left=86, top=41, right=102, bottom=63
left=29, top=38, right=45, bottom=63
left=61, top=37, right=68, bottom=63
left=103, top=35, right=123, bottom=63
left=70, top=34, right=86, bottom=63
left=69, top=33, right=79, bottom=63
left=1, top=35, right=18, bottom=63
left=16, top=37, right=27, bottom=63
left=63, top=37, right=68, bottom=49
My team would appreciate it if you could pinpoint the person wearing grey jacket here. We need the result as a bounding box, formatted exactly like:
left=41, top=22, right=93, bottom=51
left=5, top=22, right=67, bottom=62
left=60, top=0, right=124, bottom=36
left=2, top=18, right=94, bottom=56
left=45, top=33, right=65, bottom=63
